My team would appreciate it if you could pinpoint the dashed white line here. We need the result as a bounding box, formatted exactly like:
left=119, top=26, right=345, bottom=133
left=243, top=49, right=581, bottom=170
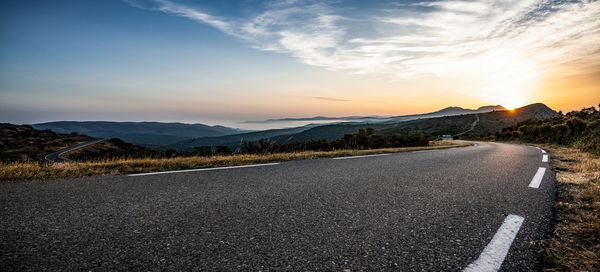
left=542, top=155, right=548, bottom=162
left=528, top=167, right=546, bottom=188
left=332, top=153, right=391, bottom=160
left=463, top=214, right=525, bottom=272
left=127, top=163, right=281, bottom=177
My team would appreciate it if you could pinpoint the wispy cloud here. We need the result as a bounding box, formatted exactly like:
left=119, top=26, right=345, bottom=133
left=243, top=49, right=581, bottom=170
left=125, top=0, right=600, bottom=83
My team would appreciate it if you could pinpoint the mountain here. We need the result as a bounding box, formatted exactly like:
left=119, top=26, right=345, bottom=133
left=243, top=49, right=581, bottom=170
left=0, top=123, right=93, bottom=162
left=243, top=116, right=383, bottom=123
left=31, top=121, right=250, bottom=146
left=244, top=105, right=506, bottom=124
left=427, top=105, right=506, bottom=116
left=269, top=103, right=557, bottom=144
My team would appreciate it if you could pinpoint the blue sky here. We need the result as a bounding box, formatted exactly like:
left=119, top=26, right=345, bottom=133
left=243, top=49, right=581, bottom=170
left=1, top=0, right=599, bottom=128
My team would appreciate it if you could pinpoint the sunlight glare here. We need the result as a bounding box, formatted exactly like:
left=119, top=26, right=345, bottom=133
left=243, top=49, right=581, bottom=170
left=479, top=50, right=539, bottom=111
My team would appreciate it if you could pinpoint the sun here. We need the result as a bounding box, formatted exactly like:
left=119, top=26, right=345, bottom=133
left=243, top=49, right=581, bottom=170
left=500, top=98, right=526, bottom=110
left=474, top=49, right=539, bottom=111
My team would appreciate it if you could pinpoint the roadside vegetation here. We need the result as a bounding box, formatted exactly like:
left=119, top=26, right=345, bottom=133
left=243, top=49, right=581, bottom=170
left=241, top=128, right=430, bottom=154
left=490, top=105, right=599, bottom=271
left=0, top=140, right=468, bottom=182
left=539, top=145, right=599, bottom=271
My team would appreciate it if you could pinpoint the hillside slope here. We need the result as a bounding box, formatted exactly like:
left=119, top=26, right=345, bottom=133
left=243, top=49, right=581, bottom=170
left=63, top=138, right=160, bottom=161
left=382, top=103, right=557, bottom=138
left=0, top=123, right=93, bottom=162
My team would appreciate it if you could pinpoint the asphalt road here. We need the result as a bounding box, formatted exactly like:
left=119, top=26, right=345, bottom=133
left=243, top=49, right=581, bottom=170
left=40, top=139, right=105, bottom=163
left=1, top=142, right=555, bottom=271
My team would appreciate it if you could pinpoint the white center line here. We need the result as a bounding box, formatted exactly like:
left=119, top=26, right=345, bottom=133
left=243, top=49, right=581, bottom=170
left=463, top=214, right=525, bottom=272
left=542, top=155, right=549, bottom=162
left=127, top=163, right=281, bottom=177
left=332, top=153, right=390, bottom=160
left=528, top=167, right=546, bottom=188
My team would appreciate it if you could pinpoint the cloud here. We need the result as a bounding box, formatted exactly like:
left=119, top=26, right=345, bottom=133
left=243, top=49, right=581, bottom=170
left=124, top=0, right=600, bottom=82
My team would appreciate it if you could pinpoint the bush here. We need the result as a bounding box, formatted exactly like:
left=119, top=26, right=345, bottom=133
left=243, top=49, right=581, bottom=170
left=241, top=128, right=430, bottom=154
left=497, top=104, right=600, bottom=154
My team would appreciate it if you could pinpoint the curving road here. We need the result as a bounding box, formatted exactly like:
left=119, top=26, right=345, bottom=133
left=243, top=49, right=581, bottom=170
left=1, top=142, right=555, bottom=271
left=40, top=139, right=105, bottom=163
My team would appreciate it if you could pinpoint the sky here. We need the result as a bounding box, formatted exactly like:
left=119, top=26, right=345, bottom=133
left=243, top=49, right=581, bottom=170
left=1, top=0, right=599, bottom=129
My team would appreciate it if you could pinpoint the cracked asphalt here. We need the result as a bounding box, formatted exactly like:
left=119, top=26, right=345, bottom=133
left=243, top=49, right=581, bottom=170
left=1, top=142, right=555, bottom=271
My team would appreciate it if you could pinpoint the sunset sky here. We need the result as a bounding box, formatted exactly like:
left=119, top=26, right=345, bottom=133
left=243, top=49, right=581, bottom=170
left=1, top=0, right=599, bottom=128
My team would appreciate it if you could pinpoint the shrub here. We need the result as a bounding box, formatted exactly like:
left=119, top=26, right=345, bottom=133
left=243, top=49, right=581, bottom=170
left=498, top=105, right=600, bottom=154
left=241, top=128, right=430, bottom=154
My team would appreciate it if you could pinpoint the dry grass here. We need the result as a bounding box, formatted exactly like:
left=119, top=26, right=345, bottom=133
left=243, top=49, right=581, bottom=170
left=0, top=140, right=468, bottom=183
left=536, top=144, right=600, bottom=271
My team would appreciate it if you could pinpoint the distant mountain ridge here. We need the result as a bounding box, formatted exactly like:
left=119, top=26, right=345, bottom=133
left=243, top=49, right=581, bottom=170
left=427, top=105, right=506, bottom=116
left=245, top=105, right=506, bottom=123
left=32, top=121, right=250, bottom=146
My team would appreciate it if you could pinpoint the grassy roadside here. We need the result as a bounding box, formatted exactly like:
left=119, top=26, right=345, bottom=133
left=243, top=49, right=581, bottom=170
left=533, top=144, right=599, bottom=271
left=0, top=140, right=469, bottom=183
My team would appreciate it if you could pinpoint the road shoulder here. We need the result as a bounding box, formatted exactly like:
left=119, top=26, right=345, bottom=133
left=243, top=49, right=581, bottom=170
left=537, top=145, right=600, bottom=271
left=3, top=140, right=471, bottom=182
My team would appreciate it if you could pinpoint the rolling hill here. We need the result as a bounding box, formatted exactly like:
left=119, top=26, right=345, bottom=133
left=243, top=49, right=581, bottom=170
left=32, top=121, right=250, bottom=146
left=62, top=138, right=160, bottom=161
left=0, top=123, right=94, bottom=162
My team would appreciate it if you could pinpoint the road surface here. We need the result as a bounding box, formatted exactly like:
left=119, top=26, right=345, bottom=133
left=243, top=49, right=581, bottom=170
left=40, top=139, right=105, bottom=163
left=1, top=142, right=555, bottom=271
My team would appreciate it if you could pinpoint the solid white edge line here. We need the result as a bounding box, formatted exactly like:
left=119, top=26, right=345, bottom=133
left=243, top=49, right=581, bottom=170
left=463, top=214, right=525, bottom=272
left=541, top=149, right=546, bottom=154
left=332, top=153, right=391, bottom=160
left=528, top=167, right=546, bottom=188
left=127, top=163, right=280, bottom=177
left=542, top=155, right=549, bottom=162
